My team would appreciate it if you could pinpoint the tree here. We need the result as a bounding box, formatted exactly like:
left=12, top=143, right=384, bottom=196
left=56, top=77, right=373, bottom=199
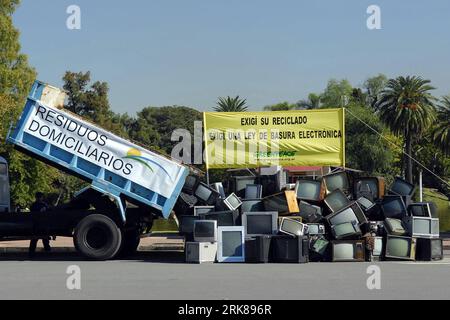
left=364, top=74, right=388, bottom=109
left=376, top=76, right=436, bottom=183
left=297, top=93, right=321, bottom=110
left=214, top=96, right=248, bottom=112
left=320, top=79, right=353, bottom=108
left=263, top=102, right=296, bottom=111
left=432, top=96, right=450, bottom=155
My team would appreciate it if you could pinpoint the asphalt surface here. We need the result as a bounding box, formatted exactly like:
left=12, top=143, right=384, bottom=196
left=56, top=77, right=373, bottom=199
left=0, top=251, right=449, bottom=300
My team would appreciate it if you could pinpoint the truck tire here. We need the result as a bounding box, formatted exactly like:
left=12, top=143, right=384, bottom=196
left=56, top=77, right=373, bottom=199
left=74, top=214, right=122, bottom=260
left=118, top=229, right=141, bottom=257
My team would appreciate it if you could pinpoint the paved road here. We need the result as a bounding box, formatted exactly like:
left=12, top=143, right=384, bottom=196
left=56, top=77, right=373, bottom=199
left=0, top=252, right=449, bottom=300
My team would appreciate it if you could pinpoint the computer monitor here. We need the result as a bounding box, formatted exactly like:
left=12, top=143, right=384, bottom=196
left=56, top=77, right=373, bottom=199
left=179, top=215, right=201, bottom=236
left=408, top=203, right=437, bottom=218
left=356, top=197, right=376, bottom=212
left=262, top=191, right=299, bottom=215
left=384, top=236, right=416, bottom=261
left=404, top=216, right=440, bottom=238
left=210, top=182, right=226, bottom=198
left=389, top=177, right=416, bottom=197
left=183, top=175, right=199, bottom=194
left=323, top=171, right=350, bottom=194
left=242, top=212, right=278, bottom=237
left=245, top=184, right=263, bottom=200
left=306, top=224, right=326, bottom=235
left=353, top=177, right=385, bottom=200
left=193, top=206, right=215, bottom=216
left=232, top=176, right=257, bottom=194
left=381, top=195, right=407, bottom=219
left=416, top=238, right=443, bottom=261
left=194, top=220, right=218, bottom=242
left=279, top=218, right=308, bottom=237
left=194, top=182, right=220, bottom=205
left=331, top=221, right=361, bottom=240
left=324, top=189, right=351, bottom=213
left=223, top=193, right=243, bottom=211
left=294, top=179, right=325, bottom=202
left=199, top=210, right=238, bottom=227
left=331, top=240, right=365, bottom=262
left=298, top=201, right=323, bottom=223
left=384, top=218, right=407, bottom=236
left=240, top=199, right=264, bottom=213
left=327, top=202, right=367, bottom=227
left=217, top=226, right=245, bottom=263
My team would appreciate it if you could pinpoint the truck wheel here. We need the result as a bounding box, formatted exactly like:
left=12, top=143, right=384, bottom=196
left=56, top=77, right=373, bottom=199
left=74, top=214, right=122, bottom=260
left=118, top=230, right=141, bottom=257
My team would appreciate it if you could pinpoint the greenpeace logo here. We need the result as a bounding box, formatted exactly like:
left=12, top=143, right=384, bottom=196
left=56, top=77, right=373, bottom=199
left=254, top=151, right=297, bottom=159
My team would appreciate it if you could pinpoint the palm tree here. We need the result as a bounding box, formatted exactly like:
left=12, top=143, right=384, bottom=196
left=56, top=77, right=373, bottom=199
left=432, top=96, right=450, bottom=155
left=376, top=76, right=436, bottom=183
left=296, top=93, right=321, bottom=110
left=214, top=96, right=248, bottom=112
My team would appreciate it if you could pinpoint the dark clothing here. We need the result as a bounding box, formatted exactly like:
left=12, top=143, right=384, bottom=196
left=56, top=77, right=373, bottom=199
left=29, top=200, right=51, bottom=256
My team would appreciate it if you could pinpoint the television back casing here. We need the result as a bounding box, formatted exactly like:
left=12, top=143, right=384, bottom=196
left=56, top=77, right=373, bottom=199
left=185, top=242, right=217, bottom=264
left=262, top=191, right=300, bottom=216
left=331, top=240, right=365, bottom=262
left=416, top=238, right=443, bottom=261
left=384, top=218, right=408, bottom=236
left=271, top=235, right=309, bottom=263
left=245, top=235, right=273, bottom=263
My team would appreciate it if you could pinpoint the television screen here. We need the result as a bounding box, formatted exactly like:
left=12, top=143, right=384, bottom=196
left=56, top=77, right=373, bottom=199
left=295, top=180, right=322, bottom=201
left=354, top=178, right=384, bottom=200
left=390, top=177, right=416, bottom=196
left=280, top=218, right=305, bottom=236
left=325, top=190, right=350, bottom=213
left=194, top=206, right=215, bottom=216
left=235, top=177, right=257, bottom=193
left=386, top=237, right=410, bottom=258
left=333, top=221, right=359, bottom=238
left=324, top=172, right=349, bottom=193
left=194, top=221, right=217, bottom=241
left=179, top=216, right=200, bottom=234
left=307, top=224, right=325, bottom=235
left=312, top=238, right=329, bottom=255
left=222, top=231, right=243, bottom=257
left=241, top=200, right=264, bottom=213
left=298, top=201, right=323, bottom=222
left=195, top=183, right=213, bottom=202
left=183, top=176, right=198, bottom=193
left=246, top=215, right=274, bottom=235
left=333, top=243, right=354, bottom=260
left=245, top=185, right=262, bottom=199
left=381, top=196, right=407, bottom=219
left=414, top=218, right=431, bottom=235
left=224, top=193, right=242, bottom=210
left=328, top=207, right=358, bottom=226
left=356, top=197, right=375, bottom=211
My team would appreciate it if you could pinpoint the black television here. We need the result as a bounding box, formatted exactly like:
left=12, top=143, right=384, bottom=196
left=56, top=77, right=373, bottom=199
left=174, top=192, right=198, bottom=215
left=245, top=235, right=273, bottom=263
left=262, top=191, right=299, bottom=215
left=245, top=184, right=263, bottom=200
left=309, top=236, right=330, bottom=260
left=294, top=179, right=325, bottom=202
left=231, top=176, right=257, bottom=196
left=326, top=202, right=367, bottom=227
left=193, top=206, right=215, bottom=216
left=194, top=182, right=220, bottom=205
left=408, top=202, right=438, bottom=218
left=416, top=238, right=443, bottom=261
left=179, top=215, right=202, bottom=239
left=324, top=189, right=351, bottom=213
left=389, top=177, right=416, bottom=197
left=331, top=221, right=362, bottom=240
left=271, top=235, right=309, bottom=263
left=298, top=201, right=323, bottom=223
left=381, top=195, right=407, bottom=219
left=199, top=210, right=238, bottom=227
left=240, top=199, right=264, bottom=213
left=353, top=177, right=385, bottom=200
left=323, top=171, right=350, bottom=194
left=183, top=175, right=199, bottom=194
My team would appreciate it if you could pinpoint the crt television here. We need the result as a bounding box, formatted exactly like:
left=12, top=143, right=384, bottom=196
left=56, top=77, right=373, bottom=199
left=403, top=216, right=440, bottom=238
left=210, top=182, right=226, bottom=198
left=194, top=183, right=220, bottom=205
left=193, top=206, right=215, bottom=216
left=384, top=218, right=408, bottom=236
left=323, top=171, right=350, bottom=194
left=263, top=191, right=299, bottom=215
left=240, top=199, right=264, bottom=213
left=389, top=177, right=416, bottom=197
left=271, top=235, right=309, bottom=263
left=294, top=179, right=325, bottom=202
left=223, top=193, right=243, bottom=211
left=242, top=212, right=278, bottom=237
left=231, top=176, right=257, bottom=195
left=416, top=238, right=443, bottom=261
left=331, top=240, right=365, bottom=262
left=306, top=224, right=326, bottom=235
left=199, top=210, right=238, bottom=227
left=217, top=226, right=245, bottom=263
left=353, top=177, right=385, bottom=200
left=183, top=175, right=199, bottom=194
left=408, top=202, right=437, bottom=218
left=194, top=220, right=218, bottom=242
left=384, top=236, right=416, bottom=261
left=331, top=221, right=362, bottom=240
left=245, top=184, right=263, bottom=200
left=326, top=202, right=367, bottom=227
left=381, top=195, right=407, bottom=219
left=279, top=218, right=308, bottom=237
left=356, top=197, right=376, bottom=212
left=179, top=216, right=201, bottom=236
left=324, top=189, right=351, bottom=213
left=298, top=201, right=323, bottom=223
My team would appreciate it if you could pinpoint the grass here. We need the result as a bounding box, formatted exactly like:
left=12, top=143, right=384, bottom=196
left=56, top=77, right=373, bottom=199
left=151, top=218, right=179, bottom=233
left=423, top=188, right=450, bottom=232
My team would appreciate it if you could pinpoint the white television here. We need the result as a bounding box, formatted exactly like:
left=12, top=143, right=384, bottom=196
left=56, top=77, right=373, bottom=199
left=217, top=226, right=245, bottom=263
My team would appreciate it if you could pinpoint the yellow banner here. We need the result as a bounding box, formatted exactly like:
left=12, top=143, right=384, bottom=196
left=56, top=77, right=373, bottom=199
left=203, top=108, right=345, bottom=169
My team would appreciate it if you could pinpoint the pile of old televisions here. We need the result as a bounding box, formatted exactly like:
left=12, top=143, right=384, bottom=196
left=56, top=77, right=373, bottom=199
left=177, top=172, right=444, bottom=264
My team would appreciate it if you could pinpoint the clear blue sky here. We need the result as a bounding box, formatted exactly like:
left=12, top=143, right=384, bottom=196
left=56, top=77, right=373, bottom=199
left=13, top=0, right=450, bottom=113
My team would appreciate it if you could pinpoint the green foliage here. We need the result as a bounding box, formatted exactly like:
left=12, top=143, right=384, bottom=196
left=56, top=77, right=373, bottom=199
left=364, top=74, right=388, bottom=109
left=432, top=96, right=450, bottom=155
left=297, top=93, right=321, bottom=110
left=214, top=96, right=248, bottom=112
left=320, top=79, right=353, bottom=108
left=263, top=101, right=296, bottom=111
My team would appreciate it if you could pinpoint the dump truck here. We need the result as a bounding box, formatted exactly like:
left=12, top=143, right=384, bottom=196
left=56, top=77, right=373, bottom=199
left=0, top=81, right=190, bottom=260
